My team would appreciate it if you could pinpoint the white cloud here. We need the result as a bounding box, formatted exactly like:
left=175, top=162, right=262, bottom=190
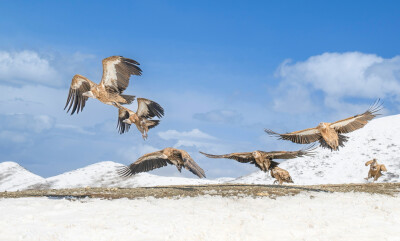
left=274, top=52, right=400, bottom=112
left=193, top=109, right=243, bottom=124
left=0, top=130, right=28, bottom=143
left=1, top=113, right=55, bottom=133
left=158, top=129, right=216, bottom=141
left=0, top=50, right=61, bottom=86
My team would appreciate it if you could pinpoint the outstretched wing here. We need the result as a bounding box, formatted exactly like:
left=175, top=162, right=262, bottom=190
left=64, top=75, right=95, bottom=115
left=136, top=98, right=164, bottom=118
left=266, top=144, right=317, bottom=159
left=181, top=151, right=206, bottom=178
left=117, top=150, right=168, bottom=177
left=265, top=127, right=321, bottom=144
left=380, top=164, right=387, bottom=172
left=365, top=160, right=374, bottom=166
left=117, top=108, right=131, bottom=134
left=199, top=151, right=255, bottom=163
left=100, top=56, right=142, bottom=94
left=331, top=99, right=383, bottom=134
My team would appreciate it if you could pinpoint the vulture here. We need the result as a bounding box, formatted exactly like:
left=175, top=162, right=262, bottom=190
left=117, top=98, right=164, bottom=139
left=118, top=148, right=206, bottom=178
left=65, top=56, right=142, bottom=115
left=365, top=158, right=387, bottom=181
left=265, top=99, right=383, bottom=151
left=199, top=145, right=315, bottom=173
left=270, top=166, right=293, bottom=185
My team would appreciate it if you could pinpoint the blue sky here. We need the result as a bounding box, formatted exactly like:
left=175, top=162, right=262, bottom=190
left=1, top=0, right=400, bottom=178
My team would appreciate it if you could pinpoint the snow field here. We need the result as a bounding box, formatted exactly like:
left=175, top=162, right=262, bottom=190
left=0, top=192, right=399, bottom=241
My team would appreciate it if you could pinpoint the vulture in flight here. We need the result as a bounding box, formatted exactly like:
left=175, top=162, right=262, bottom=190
left=265, top=100, right=383, bottom=151
left=118, top=148, right=206, bottom=178
left=65, top=56, right=142, bottom=115
left=199, top=145, right=315, bottom=173
left=117, top=98, right=164, bottom=139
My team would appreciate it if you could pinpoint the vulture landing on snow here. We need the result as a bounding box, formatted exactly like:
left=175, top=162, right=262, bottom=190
left=65, top=56, right=142, bottom=115
left=200, top=145, right=315, bottom=173
left=116, top=98, right=164, bottom=139
left=265, top=100, right=383, bottom=151
left=365, top=158, right=387, bottom=181
left=118, top=148, right=206, bottom=178
left=270, top=166, right=293, bottom=185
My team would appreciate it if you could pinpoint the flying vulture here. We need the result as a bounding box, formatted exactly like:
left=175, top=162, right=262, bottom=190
left=65, top=56, right=141, bottom=115
left=116, top=98, right=164, bottom=139
left=199, top=145, right=315, bottom=172
left=265, top=100, right=383, bottom=151
left=365, top=158, right=387, bottom=181
left=270, top=166, right=294, bottom=185
left=118, top=148, right=206, bottom=178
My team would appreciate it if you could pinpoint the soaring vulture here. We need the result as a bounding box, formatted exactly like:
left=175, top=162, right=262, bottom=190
left=118, top=148, right=206, bottom=178
left=265, top=100, right=383, bottom=151
left=64, top=56, right=142, bottom=115
left=117, top=98, right=164, bottom=139
left=365, top=158, right=387, bottom=181
left=270, top=167, right=293, bottom=185
left=199, top=145, right=315, bottom=172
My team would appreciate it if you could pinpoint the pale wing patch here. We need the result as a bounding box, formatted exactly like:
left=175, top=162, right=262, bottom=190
left=331, top=99, right=382, bottom=134
left=265, top=127, right=321, bottom=144
left=136, top=98, right=164, bottom=119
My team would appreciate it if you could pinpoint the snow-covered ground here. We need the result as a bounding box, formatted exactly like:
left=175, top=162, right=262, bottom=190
left=0, top=193, right=399, bottom=241
left=1, top=114, right=400, bottom=191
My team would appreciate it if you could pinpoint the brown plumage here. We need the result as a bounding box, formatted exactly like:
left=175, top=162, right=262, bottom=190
left=270, top=167, right=293, bottom=185
left=265, top=99, right=383, bottom=151
left=117, top=98, right=164, bottom=139
left=64, top=56, right=141, bottom=115
left=199, top=145, right=316, bottom=172
left=118, top=148, right=206, bottom=178
left=365, top=158, right=387, bottom=181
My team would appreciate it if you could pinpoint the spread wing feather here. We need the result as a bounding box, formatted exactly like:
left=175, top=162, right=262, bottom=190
left=331, top=99, right=383, bottom=134
left=136, top=98, right=164, bottom=119
left=199, top=151, right=255, bottom=163
left=100, top=56, right=142, bottom=94
left=64, top=75, right=94, bottom=115
left=182, top=152, right=206, bottom=178
left=380, top=164, right=387, bottom=172
left=265, top=144, right=317, bottom=159
left=265, top=128, right=322, bottom=144
left=117, top=150, right=168, bottom=177
left=117, top=108, right=131, bottom=134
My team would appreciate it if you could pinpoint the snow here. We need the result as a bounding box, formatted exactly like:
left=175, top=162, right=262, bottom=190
left=1, top=114, right=400, bottom=191
left=44, top=161, right=225, bottom=189
left=0, top=192, right=399, bottom=240
left=0, top=162, right=45, bottom=192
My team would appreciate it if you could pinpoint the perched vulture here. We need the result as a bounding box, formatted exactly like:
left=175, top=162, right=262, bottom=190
left=270, top=167, right=293, bottom=185
left=118, top=148, right=206, bottom=178
left=117, top=98, right=164, bottom=139
left=265, top=100, right=383, bottom=151
left=365, top=158, right=387, bottom=181
left=65, top=56, right=142, bottom=115
left=199, top=145, right=315, bottom=172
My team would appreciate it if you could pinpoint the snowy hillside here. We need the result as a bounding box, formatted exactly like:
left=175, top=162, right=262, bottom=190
left=1, top=161, right=227, bottom=191
left=233, top=114, right=400, bottom=185
left=43, top=161, right=225, bottom=189
left=1, top=114, right=400, bottom=191
left=0, top=162, right=46, bottom=192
